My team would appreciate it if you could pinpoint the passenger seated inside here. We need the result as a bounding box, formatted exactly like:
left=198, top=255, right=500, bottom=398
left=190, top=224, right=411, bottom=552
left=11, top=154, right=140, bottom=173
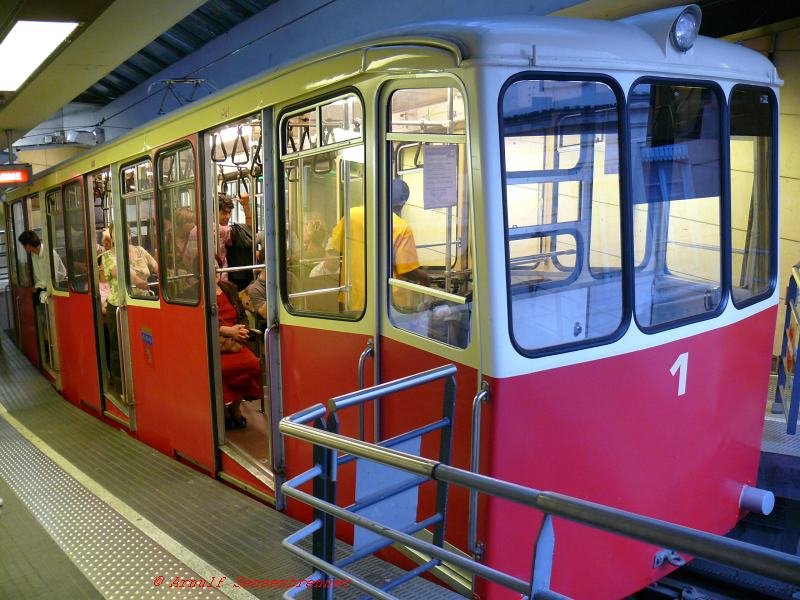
left=215, top=255, right=261, bottom=429
left=246, top=250, right=268, bottom=322
left=388, top=178, right=429, bottom=309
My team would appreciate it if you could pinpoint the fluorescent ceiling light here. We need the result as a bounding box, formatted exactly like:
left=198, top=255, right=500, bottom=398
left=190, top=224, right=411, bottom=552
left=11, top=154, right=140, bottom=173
left=0, top=21, right=79, bottom=91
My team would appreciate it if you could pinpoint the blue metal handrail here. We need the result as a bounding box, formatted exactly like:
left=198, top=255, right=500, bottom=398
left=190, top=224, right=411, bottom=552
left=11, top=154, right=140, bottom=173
left=774, top=265, right=800, bottom=434
left=281, top=365, right=458, bottom=599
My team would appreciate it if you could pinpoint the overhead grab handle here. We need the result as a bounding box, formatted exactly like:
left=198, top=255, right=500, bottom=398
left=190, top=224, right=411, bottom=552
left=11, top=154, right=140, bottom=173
left=211, top=133, right=228, bottom=163
left=231, top=125, right=250, bottom=165
left=237, top=166, right=249, bottom=195
left=250, top=132, right=263, bottom=177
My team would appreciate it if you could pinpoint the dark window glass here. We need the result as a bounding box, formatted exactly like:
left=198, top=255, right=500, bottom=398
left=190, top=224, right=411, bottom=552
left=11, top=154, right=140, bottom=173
left=730, top=86, right=775, bottom=305
left=63, top=182, right=89, bottom=293
left=122, top=160, right=159, bottom=300
left=12, top=201, right=31, bottom=287
left=46, top=189, right=69, bottom=292
left=157, top=146, right=199, bottom=304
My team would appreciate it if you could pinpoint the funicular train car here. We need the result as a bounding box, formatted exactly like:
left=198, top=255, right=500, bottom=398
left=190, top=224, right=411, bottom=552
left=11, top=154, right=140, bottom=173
left=3, top=5, right=780, bottom=598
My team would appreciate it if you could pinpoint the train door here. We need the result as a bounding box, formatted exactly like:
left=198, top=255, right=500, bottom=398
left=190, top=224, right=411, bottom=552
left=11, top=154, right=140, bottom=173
left=7, top=198, right=38, bottom=364
left=47, top=179, right=102, bottom=409
left=116, top=141, right=215, bottom=468
left=204, top=116, right=277, bottom=493
left=85, top=168, right=131, bottom=423
left=276, top=91, right=376, bottom=509
left=26, top=193, right=60, bottom=380
left=376, top=81, right=481, bottom=563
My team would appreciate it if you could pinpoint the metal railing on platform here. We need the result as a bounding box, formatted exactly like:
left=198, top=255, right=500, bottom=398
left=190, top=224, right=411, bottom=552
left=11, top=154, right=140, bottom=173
left=774, top=265, right=800, bottom=434
left=280, top=365, right=800, bottom=599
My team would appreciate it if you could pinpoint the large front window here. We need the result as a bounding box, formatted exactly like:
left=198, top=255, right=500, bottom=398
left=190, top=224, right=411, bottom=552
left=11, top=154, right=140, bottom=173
left=501, top=78, right=624, bottom=354
left=630, top=82, right=723, bottom=330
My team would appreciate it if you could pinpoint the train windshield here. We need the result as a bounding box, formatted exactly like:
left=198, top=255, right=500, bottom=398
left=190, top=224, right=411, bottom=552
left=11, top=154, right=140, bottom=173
left=630, top=82, right=723, bottom=330
left=501, top=78, right=624, bottom=354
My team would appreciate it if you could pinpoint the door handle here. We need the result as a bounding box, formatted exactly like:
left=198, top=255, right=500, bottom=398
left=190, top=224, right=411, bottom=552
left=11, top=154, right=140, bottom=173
left=357, top=339, right=374, bottom=441
left=468, top=381, right=490, bottom=560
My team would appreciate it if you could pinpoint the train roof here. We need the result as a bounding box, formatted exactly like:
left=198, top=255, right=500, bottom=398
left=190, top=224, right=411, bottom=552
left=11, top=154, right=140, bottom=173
left=3, top=6, right=780, bottom=195
left=358, top=10, right=780, bottom=86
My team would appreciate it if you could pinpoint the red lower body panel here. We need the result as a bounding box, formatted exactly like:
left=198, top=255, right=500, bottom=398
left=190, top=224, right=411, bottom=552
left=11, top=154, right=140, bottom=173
left=478, top=308, right=776, bottom=599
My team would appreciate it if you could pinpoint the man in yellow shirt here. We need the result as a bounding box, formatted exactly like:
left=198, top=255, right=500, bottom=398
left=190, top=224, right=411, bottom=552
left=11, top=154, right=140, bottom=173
left=328, top=178, right=428, bottom=313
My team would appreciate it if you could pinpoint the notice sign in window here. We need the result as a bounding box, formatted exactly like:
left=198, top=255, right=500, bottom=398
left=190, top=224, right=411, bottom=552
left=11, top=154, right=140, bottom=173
left=0, top=163, right=32, bottom=186
left=423, top=145, right=458, bottom=209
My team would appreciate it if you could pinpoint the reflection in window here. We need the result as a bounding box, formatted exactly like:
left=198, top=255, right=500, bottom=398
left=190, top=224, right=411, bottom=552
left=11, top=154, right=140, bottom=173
left=284, top=109, right=318, bottom=155
left=502, top=79, right=622, bottom=353
left=63, top=182, right=89, bottom=293
left=730, top=86, right=775, bottom=306
left=388, top=86, right=472, bottom=348
left=122, top=159, right=159, bottom=300
left=46, top=189, right=69, bottom=291
left=157, top=146, right=199, bottom=304
left=630, top=82, right=722, bottom=329
left=280, top=94, right=365, bottom=318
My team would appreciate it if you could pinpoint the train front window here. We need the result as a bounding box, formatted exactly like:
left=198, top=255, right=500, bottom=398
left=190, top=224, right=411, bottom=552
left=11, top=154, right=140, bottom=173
left=279, top=93, right=365, bottom=318
left=630, top=82, right=723, bottom=330
left=157, top=145, right=199, bottom=304
left=386, top=85, right=471, bottom=348
left=121, top=159, right=159, bottom=301
left=501, top=78, right=624, bottom=354
left=45, top=189, right=69, bottom=292
left=730, top=86, right=775, bottom=306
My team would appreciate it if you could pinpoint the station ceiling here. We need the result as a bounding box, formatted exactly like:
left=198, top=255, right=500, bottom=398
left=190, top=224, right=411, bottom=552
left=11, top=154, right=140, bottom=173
left=0, top=0, right=798, bottom=147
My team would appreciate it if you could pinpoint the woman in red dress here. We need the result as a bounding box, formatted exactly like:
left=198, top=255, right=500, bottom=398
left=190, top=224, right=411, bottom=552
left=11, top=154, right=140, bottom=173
left=216, top=265, right=261, bottom=429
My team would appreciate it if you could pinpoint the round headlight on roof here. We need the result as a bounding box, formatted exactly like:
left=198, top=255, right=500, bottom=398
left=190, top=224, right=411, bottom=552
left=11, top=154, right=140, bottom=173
left=670, top=5, right=702, bottom=52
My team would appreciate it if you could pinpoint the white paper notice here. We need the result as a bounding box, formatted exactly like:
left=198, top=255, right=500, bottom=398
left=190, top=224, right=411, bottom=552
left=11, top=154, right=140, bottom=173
left=423, top=145, right=458, bottom=209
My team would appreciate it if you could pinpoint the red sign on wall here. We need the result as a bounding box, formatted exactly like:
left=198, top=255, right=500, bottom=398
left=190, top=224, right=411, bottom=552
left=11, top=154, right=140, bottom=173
left=0, top=163, right=32, bottom=186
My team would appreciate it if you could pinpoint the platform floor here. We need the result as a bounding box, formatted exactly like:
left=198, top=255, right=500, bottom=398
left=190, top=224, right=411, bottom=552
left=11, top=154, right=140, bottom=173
left=0, top=333, right=460, bottom=599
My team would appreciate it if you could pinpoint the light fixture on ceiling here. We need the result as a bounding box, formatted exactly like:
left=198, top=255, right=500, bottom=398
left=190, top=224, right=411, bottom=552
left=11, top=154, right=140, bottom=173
left=0, top=20, right=79, bottom=92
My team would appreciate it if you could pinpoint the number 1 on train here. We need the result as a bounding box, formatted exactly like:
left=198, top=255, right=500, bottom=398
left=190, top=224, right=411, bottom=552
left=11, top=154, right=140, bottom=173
left=670, top=352, right=689, bottom=397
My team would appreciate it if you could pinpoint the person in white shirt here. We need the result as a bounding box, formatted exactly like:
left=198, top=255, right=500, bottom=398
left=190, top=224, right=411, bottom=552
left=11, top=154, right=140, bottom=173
left=18, top=230, right=67, bottom=304
left=18, top=229, right=65, bottom=369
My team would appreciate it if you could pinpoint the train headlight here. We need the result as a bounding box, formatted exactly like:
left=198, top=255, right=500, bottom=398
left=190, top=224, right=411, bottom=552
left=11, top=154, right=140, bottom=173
left=670, top=5, right=701, bottom=52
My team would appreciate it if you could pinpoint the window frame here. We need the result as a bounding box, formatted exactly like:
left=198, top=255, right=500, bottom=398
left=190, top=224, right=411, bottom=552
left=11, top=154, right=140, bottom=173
left=45, top=187, right=69, bottom=293
left=728, top=83, right=778, bottom=310
left=155, top=142, right=201, bottom=307
left=62, top=179, right=89, bottom=294
left=499, top=71, right=631, bottom=358
left=628, top=76, right=728, bottom=334
left=383, top=78, right=474, bottom=349
left=120, top=157, right=159, bottom=302
left=277, top=88, right=367, bottom=321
